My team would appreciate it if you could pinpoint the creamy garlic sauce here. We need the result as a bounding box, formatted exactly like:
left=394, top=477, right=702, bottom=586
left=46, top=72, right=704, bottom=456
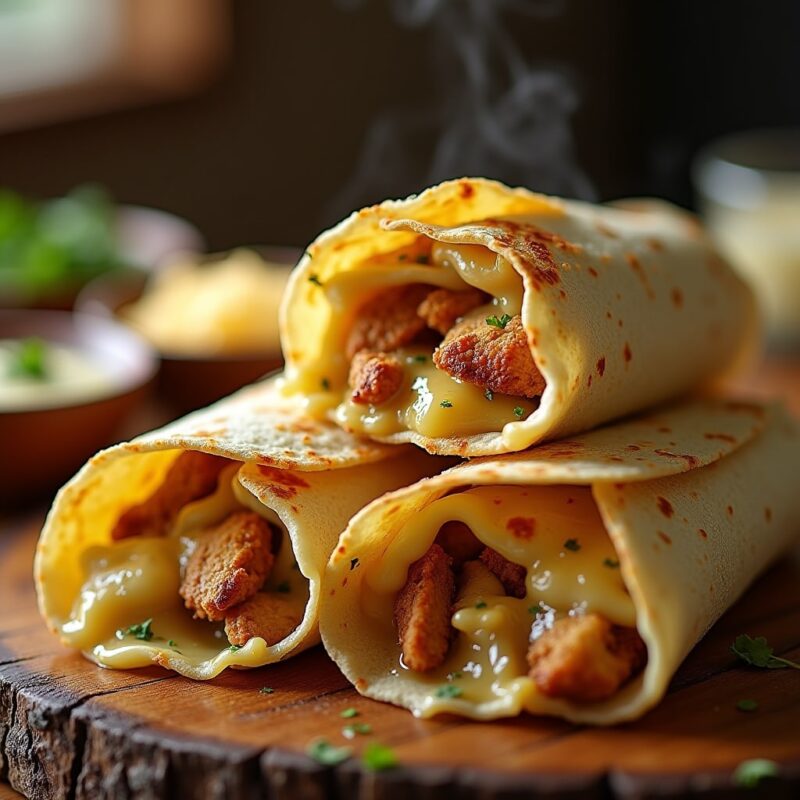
left=62, top=463, right=309, bottom=668
left=365, top=485, right=635, bottom=716
left=286, top=239, right=535, bottom=438
left=0, top=338, right=112, bottom=412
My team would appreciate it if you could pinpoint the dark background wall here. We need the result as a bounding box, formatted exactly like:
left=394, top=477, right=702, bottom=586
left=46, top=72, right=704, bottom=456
left=0, top=0, right=797, bottom=250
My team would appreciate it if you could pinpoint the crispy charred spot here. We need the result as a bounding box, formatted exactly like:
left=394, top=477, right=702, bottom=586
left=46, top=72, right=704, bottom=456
left=704, top=432, right=737, bottom=443
left=588, top=266, right=599, bottom=277
left=623, top=342, right=633, bottom=364
left=458, top=180, right=475, bottom=199
left=657, top=497, right=674, bottom=518
left=671, top=288, right=684, bottom=308
left=506, top=516, right=536, bottom=540
left=654, top=449, right=700, bottom=468
left=698, top=528, right=708, bottom=539
left=625, top=253, right=655, bottom=299
left=657, top=531, right=672, bottom=545
left=765, top=507, right=773, bottom=522
left=626, top=444, right=641, bottom=451
left=596, top=357, right=606, bottom=377
left=727, top=505, right=734, bottom=516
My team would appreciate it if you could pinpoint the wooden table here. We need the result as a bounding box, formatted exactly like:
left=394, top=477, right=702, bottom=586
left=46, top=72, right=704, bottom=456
left=2, top=360, right=799, bottom=800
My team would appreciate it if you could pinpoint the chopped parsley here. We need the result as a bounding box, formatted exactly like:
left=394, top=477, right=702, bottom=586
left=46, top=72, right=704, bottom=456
left=259, top=687, right=275, bottom=695
left=564, top=538, right=581, bottom=552
left=305, top=250, right=313, bottom=260
left=528, top=603, right=543, bottom=615
left=435, top=684, right=462, bottom=699
left=735, top=699, right=758, bottom=712
left=484, top=389, right=494, bottom=401
left=440, top=399, right=453, bottom=408
left=350, top=557, right=360, bottom=571
left=412, top=354, right=427, bottom=363
left=228, top=644, right=243, bottom=653
left=362, top=742, right=398, bottom=771
left=486, top=313, right=512, bottom=329
left=513, top=406, right=524, bottom=419
left=8, top=338, right=48, bottom=380
left=447, top=671, right=462, bottom=680
left=276, top=581, right=291, bottom=593
left=307, top=739, right=351, bottom=766
left=603, top=558, right=620, bottom=569
left=733, top=758, right=778, bottom=788
left=475, top=600, right=487, bottom=609
left=308, top=274, right=323, bottom=286
left=321, top=377, right=330, bottom=391
left=340, top=707, right=359, bottom=719
left=732, top=634, right=800, bottom=670
left=120, top=618, right=154, bottom=641
left=167, top=639, right=178, bottom=648
left=415, top=254, right=430, bottom=264
left=342, top=722, right=372, bottom=739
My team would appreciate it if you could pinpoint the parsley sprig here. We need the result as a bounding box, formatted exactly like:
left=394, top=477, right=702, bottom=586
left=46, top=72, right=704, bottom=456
left=119, top=618, right=154, bottom=641
left=486, top=313, right=512, bottom=329
left=732, top=634, right=800, bottom=670
left=8, top=338, right=48, bottom=380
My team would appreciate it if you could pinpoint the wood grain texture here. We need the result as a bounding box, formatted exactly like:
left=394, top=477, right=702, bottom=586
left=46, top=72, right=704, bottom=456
left=1, top=360, right=799, bottom=799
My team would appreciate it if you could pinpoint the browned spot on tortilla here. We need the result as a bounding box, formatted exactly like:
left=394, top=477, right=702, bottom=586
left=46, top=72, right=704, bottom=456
left=342, top=577, right=348, bottom=587
left=596, top=222, right=619, bottom=238
left=355, top=678, right=369, bottom=691
left=605, top=311, right=612, bottom=320
left=587, top=374, right=593, bottom=387
left=596, top=357, right=606, bottom=377
left=657, top=531, right=672, bottom=545
left=765, top=507, right=773, bottom=522
left=588, top=266, right=599, bottom=277
left=704, top=432, right=737, bottom=443
left=726, top=505, right=734, bottom=516
left=657, top=426, right=672, bottom=433
left=722, top=400, right=765, bottom=417
left=626, top=444, right=641, bottom=451
left=337, top=545, right=346, bottom=554
left=654, top=449, right=700, bottom=468
left=626, top=253, right=655, bottom=299
left=459, top=180, right=475, bottom=199
left=559, top=289, right=567, bottom=299
left=671, top=287, right=684, bottom=309
left=608, top=456, right=624, bottom=462
left=257, top=466, right=310, bottom=500
left=698, top=528, right=708, bottom=539
left=623, top=342, right=632, bottom=363
left=647, top=238, right=664, bottom=252
left=506, top=517, right=536, bottom=540
left=657, top=497, right=674, bottom=518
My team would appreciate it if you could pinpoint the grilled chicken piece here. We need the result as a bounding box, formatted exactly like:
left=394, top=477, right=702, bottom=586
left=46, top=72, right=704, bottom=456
left=224, top=592, right=303, bottom=646
left=111, top=451, right=230, bottom=540
left=527, top=614, right=647, bottom=703
left=479, top=547, right=527, bottom=598
left=393, top=543, right=455, bottom=672
left=435, top=521, right=484, bottom=566
left=180, top=511, right=274, bottom=622
left=417, top=287, right=488, bottom=335
left=345, top=284, right=432, bottom=359
left=433, top=312, right=545, bottom=399
left=348, top=351, right=405, bottom=405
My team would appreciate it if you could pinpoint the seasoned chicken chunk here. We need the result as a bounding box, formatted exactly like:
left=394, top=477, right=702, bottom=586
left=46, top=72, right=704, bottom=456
left=112, top=451, right=230, bottom=540
left=345, top=284, right=432, bottom=359
left=417, top=288, right=488, bottom=335
left=348, top=351, right=405, bottom=405
left=180, top=511, right=275, bottom=622
left=393, top=543, right=455, bottom=672
left=433, top=312, right=545, bottom=399
left=224, top=592, right=303, bottom=646
left=435, top=521, right=484, bottom=565
left=527, top=614, right=647, bottom=703
left=479, top=547, right=527, bottom=598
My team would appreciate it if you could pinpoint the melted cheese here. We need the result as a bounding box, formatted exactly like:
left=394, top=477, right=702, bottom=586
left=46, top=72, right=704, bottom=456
left=62, top=463, right=309, bottom=670
left=284, top=239, right=536, bottom=440
left=365, top=484, right=636, bottom=717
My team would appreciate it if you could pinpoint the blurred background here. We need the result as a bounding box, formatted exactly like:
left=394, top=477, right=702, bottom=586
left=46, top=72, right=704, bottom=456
left=1, top=0, right=799, bottom=503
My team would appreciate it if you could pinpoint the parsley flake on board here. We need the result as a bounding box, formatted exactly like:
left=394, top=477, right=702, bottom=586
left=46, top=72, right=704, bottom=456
left=435, top=684, right=462, bottom=699
left=484, top=389, right=494, bottom=401
left=362, top=742, right=398, bottom=771
left=342, top=722, right=372, bottom=739
left=8, top=338, right=48, bottom=379
left=485, top=313, right=512, bottom=329
left=307, top=739, right=351, bottom=766
left=340, top=707, right=359, bottom=719
left=120, top=618, right=154, bottom=641
left=259, top=687, right=274, bottom=695
left=736, top=699, right=758, bottom=712
left=564, top=538, right=581, bottom=552
left=308, top=274, right=323, bottom=286
left=440, top=399, right=453, bottom=408
left=733, top=758, right=779, bottom=789
left=731, top=634, right=800, bottom=670
left=513, top=406, right=524, bottom=419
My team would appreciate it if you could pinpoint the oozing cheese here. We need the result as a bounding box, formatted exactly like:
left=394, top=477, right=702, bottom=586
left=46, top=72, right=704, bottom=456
left=62, top=463, right=309, bottom=670
left=365, top=484, right=637, bottom=718
left=284, top=239, right=537, bottom=439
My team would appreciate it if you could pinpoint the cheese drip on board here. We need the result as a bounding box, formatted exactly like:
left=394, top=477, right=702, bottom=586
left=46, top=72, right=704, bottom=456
left=364, top=484, right=638, bottom=719
left=284, top=239, right=539, bottom=439
left=63, top=464, right=309, bottom=672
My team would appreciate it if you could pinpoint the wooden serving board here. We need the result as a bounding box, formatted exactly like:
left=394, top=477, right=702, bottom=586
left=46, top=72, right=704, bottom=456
left=1, top=514, right=799, bottom=800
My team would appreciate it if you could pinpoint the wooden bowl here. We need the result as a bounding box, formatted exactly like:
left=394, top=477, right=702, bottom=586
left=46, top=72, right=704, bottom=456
left=0, top=310, right=157, bottom=507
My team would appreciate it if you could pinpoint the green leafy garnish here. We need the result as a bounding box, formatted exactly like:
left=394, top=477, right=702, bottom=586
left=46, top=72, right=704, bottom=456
left=447, top=671, right=463, bottom=680
left=259, top=687, right=274, bottom=695
left=412, top=354, right=427, bottom=363
left=8, top=338, right=48, bottom=379
left=228, top=644, right=243, bottom=653
left=435, top=684, right=462, bottom=699
left=440, top=400, right=453, bottom=408
left=342, top=722, right=372, bottom=738
left=321, top=377, right=330, bottom=391
left=733, top=758, right=779, bottom=788
left=484, top=389, right=494, bottom=401
left=732, top=634, right=800, bottom=670
left=736, top=699, right=758, bottom=712
left=305, top=250, right=313, bottom=260
left=528, top=603, right=543, bottom=615
left=276, top=581, right=291, bottom=593
left=475, top=600, right=487, bottom=609
left=308, top=274, right=323, bottom=286
left=340, top=707, right=359, bottom=719
left=603, top=558, right=620, bottom=569
left=513, top=406, right=524, bottom=419
left=362, top=742, right=398, bottom=771
left=307, top=739, right=351, bottom=766
left=167, top=639, right=178, bottom=648
left=486, top=313, right=512, bottom=329
left=120, top=618, right=154, bottom=641
left=564, top=538, right=581, bottom=552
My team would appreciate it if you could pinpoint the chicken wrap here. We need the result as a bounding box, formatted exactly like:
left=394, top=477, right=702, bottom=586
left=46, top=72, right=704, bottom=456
left=281, top=178, right=755, bottom=456
left=320, top=399, right=799, bottom=724
left=35, top=378, right=443, bottom=680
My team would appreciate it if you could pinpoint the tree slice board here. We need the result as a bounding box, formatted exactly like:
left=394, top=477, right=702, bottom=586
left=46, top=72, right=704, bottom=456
left=2, top=511, right=800, bottom=800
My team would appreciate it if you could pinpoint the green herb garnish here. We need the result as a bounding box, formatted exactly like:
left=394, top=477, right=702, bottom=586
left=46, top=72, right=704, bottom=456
left=440, top=400, right=453, bottom=408
left=412, top=354, right=427, bottom=363
left=732, top=634, right=800, bottom=670
left=435, top=684, right=462, bottom=699
left=342, top=722, right=372, bottom=739
left=276, top=581, right=291, bottom=594
left=733, top=758, right=779, bottom=788
left=120, top=618, right=153, bottom=641
left=736, top=699, right=758, bottom=712
left=603, top=558, right=620, bottom=569
left=486, top=314, right=512, bottom=329
left=307, top=739, right=351, bottom=766
left=259, top=687, right=275, bottom=695
left=484, top=389, right=494, bottom=401
left=167, top=639, right=178, bottom=648
left=308, top=274, right=323, bottom=286
left=564, top=538, right=581, bottom=552
left=513, top=406, right=524, bottom=419
left=447, top=671, right=463, bottom=680
left=340, top=707, right=359, bottom=719
left=228, top=644, right=243, bottom=652
left=528, top=603, right=543, bottom=615
left=8, top=338, right=48, bottom=380
left=475, top=600, right=487, bottom=609
left=305, top=250, right=313, bottom=260
left=361, top=742, right=398, bottom=771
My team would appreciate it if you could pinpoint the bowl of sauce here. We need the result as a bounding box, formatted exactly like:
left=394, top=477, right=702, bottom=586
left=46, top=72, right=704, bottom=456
left=0, top=310, right=157, bottom=506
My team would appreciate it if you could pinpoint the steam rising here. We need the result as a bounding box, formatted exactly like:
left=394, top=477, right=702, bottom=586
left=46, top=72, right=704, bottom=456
left=329, top=0, right=594, bottom=218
